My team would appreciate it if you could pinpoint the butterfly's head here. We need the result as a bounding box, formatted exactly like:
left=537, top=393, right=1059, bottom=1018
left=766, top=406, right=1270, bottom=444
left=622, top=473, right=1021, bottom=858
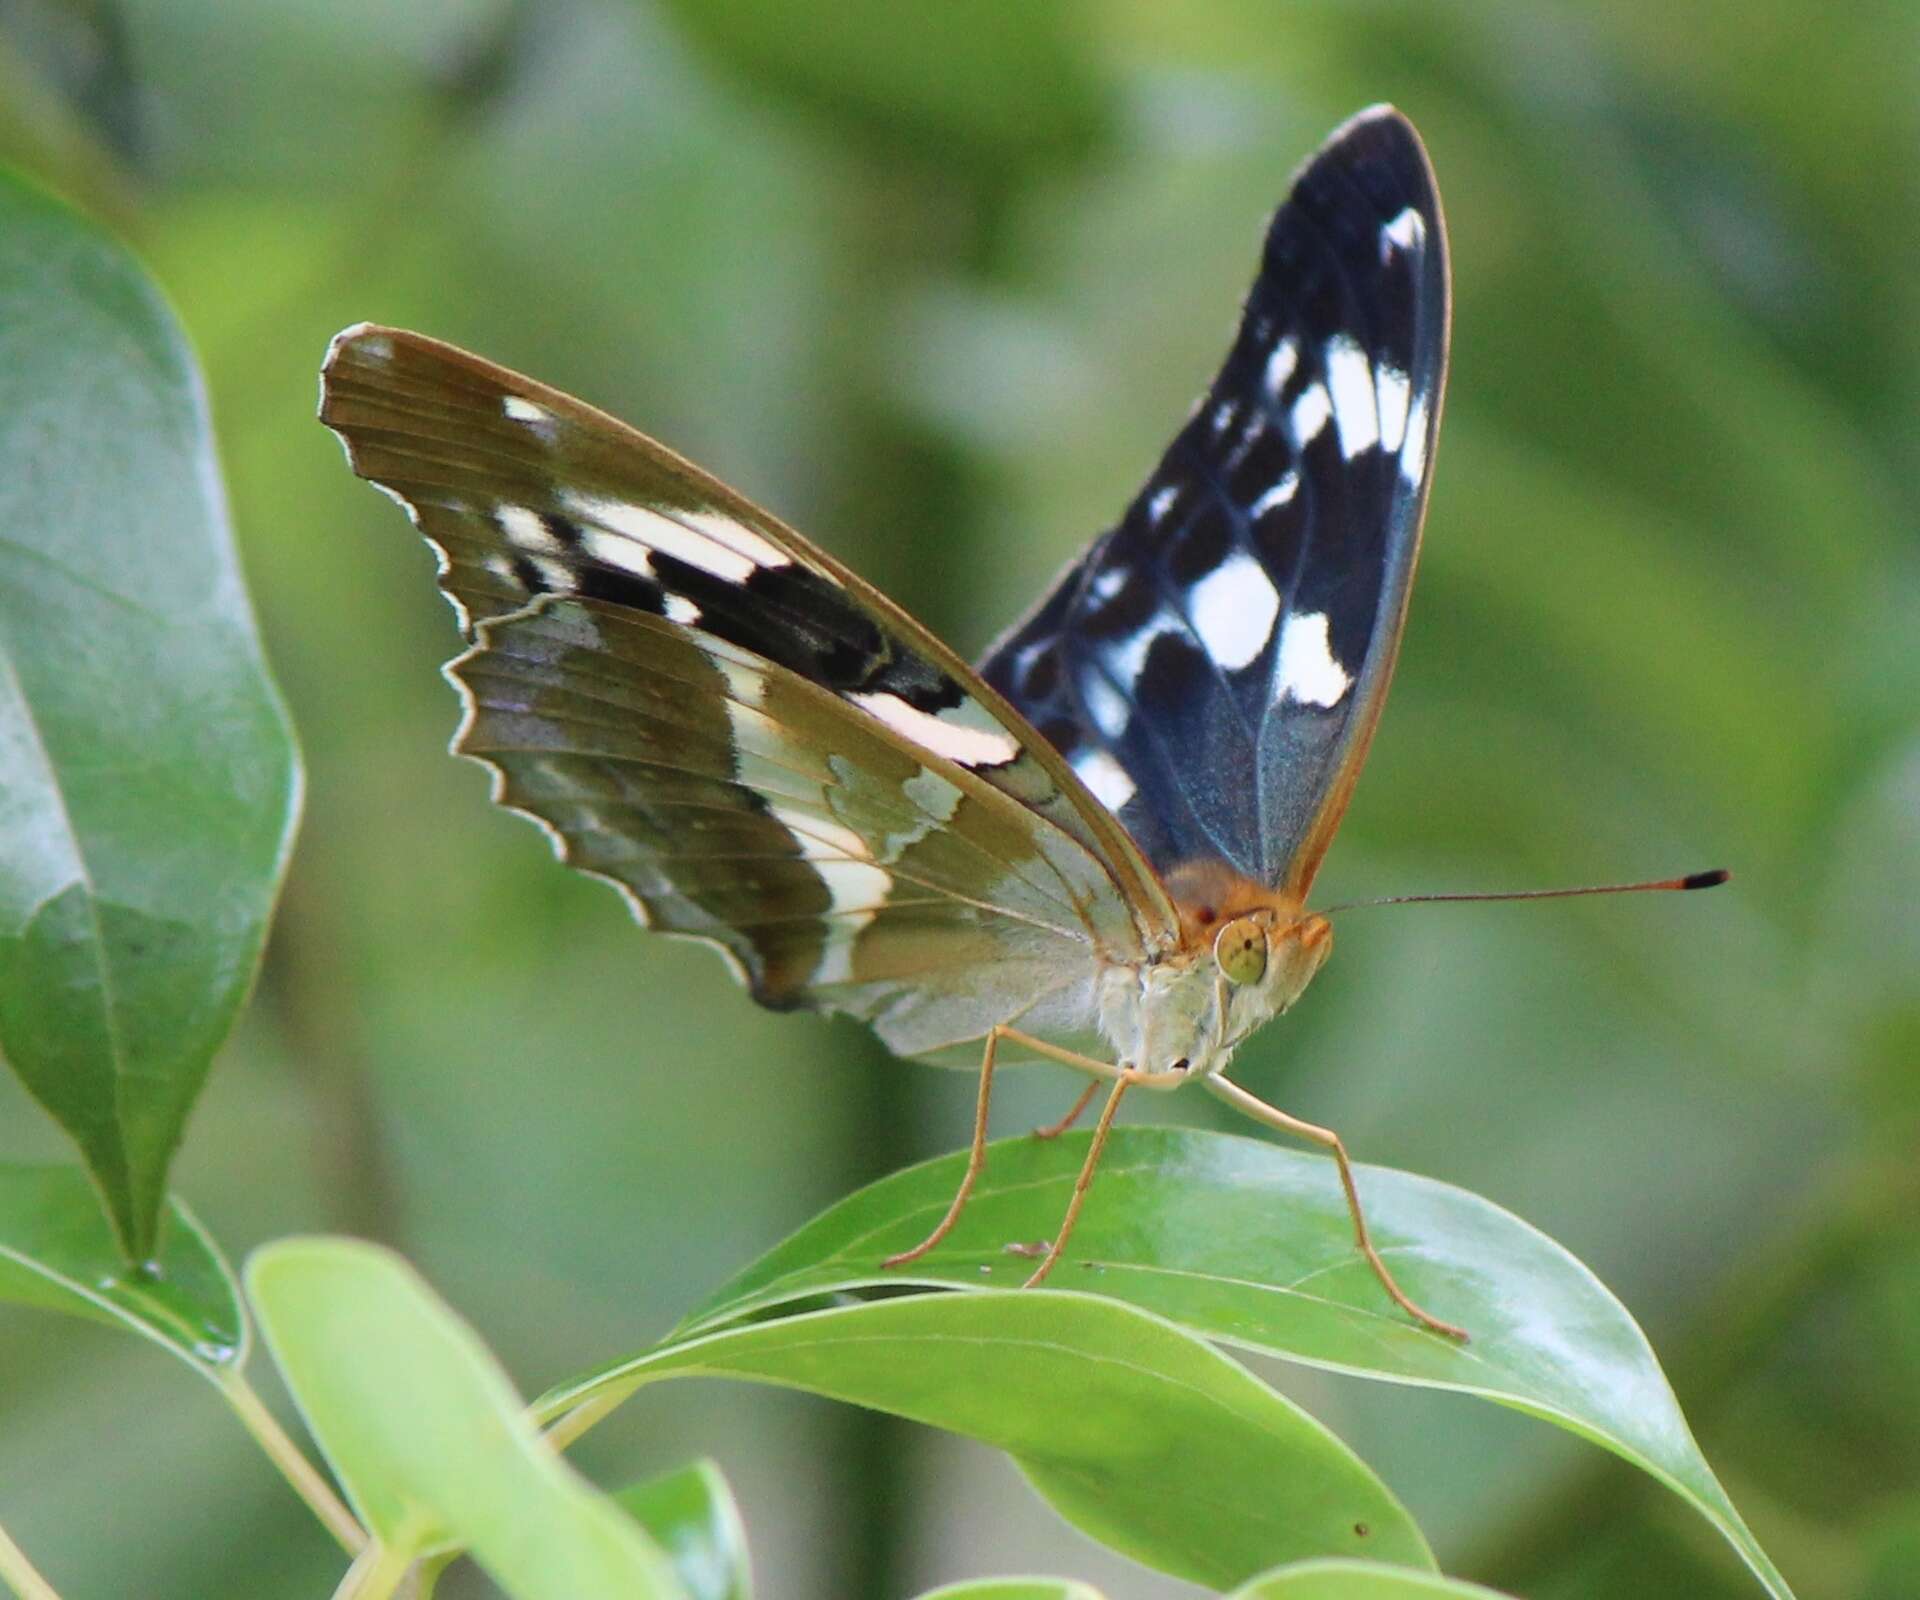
left=1167, top=862, right=1332, bottom=1010
left=1213, top=908, right=1333, bottom=1022
left=1158, top=871, right=1326, bottom=1063
left=1104, top=893, right=1332, bottom=1077
left=1215, top=907, right=1330, bottom=983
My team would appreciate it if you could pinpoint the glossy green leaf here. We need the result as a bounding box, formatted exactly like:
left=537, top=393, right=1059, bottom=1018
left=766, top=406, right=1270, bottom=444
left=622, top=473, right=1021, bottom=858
left=538, top=1290, right=1431, bottom=1590
left=247, top=1238, right=687, bottom=1600
left=0, top=1163, right=245, bottom=1374
left=913, top=1582, right=1106, bottom=1600
left=1229, top=1559, right=1515, bottom=1598
left=0, top=168, right=300, bottom=1262
left=679, top=1127, right=1791, bottom=1600
left=613, top=1460, right=750, bottom=1600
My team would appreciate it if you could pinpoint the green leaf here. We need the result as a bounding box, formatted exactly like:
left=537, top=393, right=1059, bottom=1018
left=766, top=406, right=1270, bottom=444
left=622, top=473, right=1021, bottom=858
left=247, top=1238, right=688, bottom=1600
left=613, top=1460, right=751, bottom=1600
left=0, top=1162, right=245, bottom=1374
left=1228, top=1559, right=1516, bottom=1598
left=537, top=1290, right=1432, bottom=1591
left=913, top=1583, right=1107, bottom=1599
left=679, top=1127, right=1792, bottom=1600
left=0, top=168, right=300, bottom=1262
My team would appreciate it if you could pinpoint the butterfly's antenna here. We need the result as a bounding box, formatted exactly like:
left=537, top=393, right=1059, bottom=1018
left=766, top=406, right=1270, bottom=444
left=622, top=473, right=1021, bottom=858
left=1319, top=869, right=1729, bottom=916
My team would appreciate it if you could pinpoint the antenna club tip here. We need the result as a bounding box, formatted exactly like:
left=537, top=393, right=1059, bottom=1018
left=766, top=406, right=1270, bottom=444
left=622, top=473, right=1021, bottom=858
left=1682, top=869, right=1731, bottom=891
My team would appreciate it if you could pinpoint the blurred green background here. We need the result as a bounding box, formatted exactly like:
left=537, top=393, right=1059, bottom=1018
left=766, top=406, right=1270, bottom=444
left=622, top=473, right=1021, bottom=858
left=1, top=2, right=1915, bottom=1596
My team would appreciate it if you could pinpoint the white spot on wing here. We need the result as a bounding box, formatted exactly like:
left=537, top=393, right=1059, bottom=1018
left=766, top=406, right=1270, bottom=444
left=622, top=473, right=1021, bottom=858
left=1110, top=614, right=1181, bottom=683
left=664, top=594, right=701, bottom=625
left=503, top=395, right=552, bottom=424
left=1399, top=390, right=1431, bottom=487
left=1147, top=486, right=1178, bottom=525
left=560, top=492, right=794, bottom=582
left=1275, top=611, right=1353, bottom=708
left=1262, top=337, right=1298, bottom=400
left=848, top=692, right=1020, bottom=767
left=498, top=504, right=560, bottom=553
left=563, top=492, right=752, bottom=582
left=524, top=554, right=575, bottom=594
left=1092, top=566, right=1129, bottom=601
left=1072, top=748, right=1136, bottom=813
left=1384, top=206, right=1425, bottom=252
left=1324, top=335, right=1380, bottom=460
left=812, top=858, right=890, bottom=906
left=1250, top=472, right=1297, bottom=519
left=1224, top=413, right=1267, bottom=471
left=770, top=806, right=873, bottom=864
left=1288, top=382, right=1330, bottom=446
left=768, top=805, right=890, bottom=988
left=1188, top=552, right=1280, bottom=671
left=580, top=527, right=657, bottom=578
left=1081, top=672, right=1130, bottom=738
left=1376, top=363, right=1411, bottom=453
left=717, top=659, right=765, bottom=709
left=683, top=510, right=793, bottom=572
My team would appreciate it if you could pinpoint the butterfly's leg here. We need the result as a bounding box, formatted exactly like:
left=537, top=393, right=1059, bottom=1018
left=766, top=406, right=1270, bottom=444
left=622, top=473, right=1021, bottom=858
left=976, top=1029, right=1188, bottom=1286
left=1031, top=1079, right=1100, bottom=1140
left=1021, top=1075, right=1132, bottom=1288
left=886, top=1027, right=1182, bottom=1283
left=987, top=1028, right=1189, bottom=1091
left=1205, top=1075, right=1468, bottom=1341
left=881, top=1026, right=1007, bottom=1269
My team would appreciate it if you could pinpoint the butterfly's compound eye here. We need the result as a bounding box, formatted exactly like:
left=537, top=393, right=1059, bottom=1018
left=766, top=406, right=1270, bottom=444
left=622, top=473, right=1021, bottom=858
left=1214, top=916, right=1268, bottom=986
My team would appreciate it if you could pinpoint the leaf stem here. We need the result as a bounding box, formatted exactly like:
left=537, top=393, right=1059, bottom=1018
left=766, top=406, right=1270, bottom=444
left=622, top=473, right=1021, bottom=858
left=540, top=1386, right=631, bottom=1454
left=0, top=1518, right=61, bottom=1600
left=329, top=1541, right=412, bottom=1600
left=221, top=1373, right=366, bottom=1554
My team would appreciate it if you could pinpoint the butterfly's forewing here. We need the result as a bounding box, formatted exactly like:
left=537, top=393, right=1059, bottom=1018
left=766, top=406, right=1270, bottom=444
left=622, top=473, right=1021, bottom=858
left=322, top=327, right=1173, bottom=932
left=980, top=106, right=1449, bottom=898
left=319, top=327, right=1167, bottom=1059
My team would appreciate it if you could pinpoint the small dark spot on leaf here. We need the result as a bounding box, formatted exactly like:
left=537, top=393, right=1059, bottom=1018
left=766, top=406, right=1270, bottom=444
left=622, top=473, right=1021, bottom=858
left=1353, top=1522, right=1370, bottom=1538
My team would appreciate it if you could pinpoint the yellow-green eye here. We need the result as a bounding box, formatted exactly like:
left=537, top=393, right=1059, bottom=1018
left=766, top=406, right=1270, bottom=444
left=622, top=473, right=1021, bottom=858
left=1214, top=916, right=1267, bottom=985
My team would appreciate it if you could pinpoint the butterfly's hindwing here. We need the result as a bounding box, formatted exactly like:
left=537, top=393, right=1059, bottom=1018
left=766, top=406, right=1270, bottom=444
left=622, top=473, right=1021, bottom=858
left=447, top=595, right=1123, bottom=1061
left=980, top=106, right=1449, bottom=897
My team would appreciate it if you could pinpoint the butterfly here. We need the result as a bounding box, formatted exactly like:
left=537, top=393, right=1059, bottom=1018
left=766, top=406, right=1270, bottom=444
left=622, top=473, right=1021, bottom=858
left=322, top=106, right=1464, bottom=1337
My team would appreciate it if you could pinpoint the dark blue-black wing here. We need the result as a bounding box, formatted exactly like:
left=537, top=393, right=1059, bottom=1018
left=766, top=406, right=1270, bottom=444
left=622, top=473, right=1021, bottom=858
left=979, top=105, right=1449, bottom=899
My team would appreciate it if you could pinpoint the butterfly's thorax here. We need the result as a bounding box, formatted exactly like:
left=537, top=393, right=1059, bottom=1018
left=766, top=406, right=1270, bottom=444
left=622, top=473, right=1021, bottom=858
left=1097, top=874, right=1332, bottom=1076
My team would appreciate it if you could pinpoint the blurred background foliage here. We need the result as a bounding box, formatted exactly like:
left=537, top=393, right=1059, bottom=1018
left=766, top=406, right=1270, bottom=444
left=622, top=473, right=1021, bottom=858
left=0, top=1, right=1915, bottom=1596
